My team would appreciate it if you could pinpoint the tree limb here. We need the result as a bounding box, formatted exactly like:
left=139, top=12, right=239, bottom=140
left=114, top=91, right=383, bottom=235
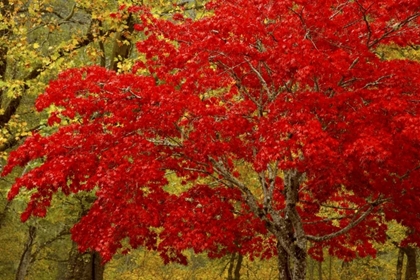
left=306, top=197, right=387, bottom=242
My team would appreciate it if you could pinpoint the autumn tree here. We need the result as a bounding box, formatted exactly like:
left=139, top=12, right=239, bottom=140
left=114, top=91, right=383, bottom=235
left=3, top=1, right=420, bottom=279
left=0, top=0, right=145, bottom=278
left=1, top=0, right=207, bottom=279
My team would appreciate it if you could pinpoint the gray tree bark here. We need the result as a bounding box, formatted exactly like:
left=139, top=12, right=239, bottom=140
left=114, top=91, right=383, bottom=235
left=15, top=226, right=36, bottom=280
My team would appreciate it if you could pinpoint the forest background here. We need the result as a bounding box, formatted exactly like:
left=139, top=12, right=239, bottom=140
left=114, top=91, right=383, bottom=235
left=0, top=0, right=419, bottom=279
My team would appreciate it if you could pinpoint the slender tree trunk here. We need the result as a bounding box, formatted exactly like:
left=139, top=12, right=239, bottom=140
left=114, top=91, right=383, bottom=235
left=227, top=253, right=235, bottom=280
left=340, top=261, right=350, bottom=280
left=318, top=260, right=323, bottom=280
left=403, top=246, right=417, bottom=280
left=0, top=0, right=10, bottom=105
left=92, top=252, right=105, bottom=280
left=227, top=253, right=243, bottom=280
left=64, top=242, right=104, bottom=280
left=308, top=258, right=314, bottom=280
left=15, top=226, right=36, bottom=280
left=328, top=255, right=332, bottom=280
left=109, top=13, right=135, bottom=71
left=396, top=248, right=404, bottom=280
left=63, top=197, right=104, bottom=280
left=234, top=253, right=243, bottom=280
left=0, top=200, right=12, bottom=229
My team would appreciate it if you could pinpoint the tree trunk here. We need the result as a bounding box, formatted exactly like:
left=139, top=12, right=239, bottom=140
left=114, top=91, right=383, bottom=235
left=227, top=253, right=243, bottom=280
left=328, top=255, right=332, bottom=280
left=318, top=260, right=323, bottom=280
left=292, top=240, right=307, bottom=279
left=64, top=242, right=104, bottom=280
left=259, top=170, right=307, bottom=280
left=396, top=248, right=404, bottom=280
left=340, top=261, right=350, bottom=280
left=277, top=241, right=292, bottom=280
left=234, top=253, right=243, bottom=280
left=308, top=258, right=314, bottom=280
left=275, top=239, right=308, bottom=280
left=0, top=200, right=12, bottom=229
left=403, top=246, right=417, bottom=280
left=0, top=0, right=10, bottom=103
left=109, top=13, right=135, bottom=71
left=227, top=253, right=235, bottom=280
left=15, top=226, right=36, bottom=280
left=274, top=169, right=307, bottom=280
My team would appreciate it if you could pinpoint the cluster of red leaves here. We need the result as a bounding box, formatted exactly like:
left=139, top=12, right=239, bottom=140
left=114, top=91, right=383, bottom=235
left=3, top=0, right=420, bottom=263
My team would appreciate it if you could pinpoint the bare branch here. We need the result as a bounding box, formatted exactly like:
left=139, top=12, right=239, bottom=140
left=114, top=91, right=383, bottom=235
left=244, top=58, right=272, bottom=97
left=289, top=7, right=319, bottom=50
left=349, top=57, right=359, bottom=70
left=243, top=58, right=271, bottom=116
left=395, top=164, right=420, bottom=180
left=214, top=58, right=260, bottom=106
left=355, top=0, right=375, bottom=47
left=147, top=138, right=181, bottom=147
left=303, top=215, right=354, bottom=225
left=306, top=197, right=388, bottom=242
left=368, top=13, right=420, bottom=48
left=208, top=157, right=275, bottom=227
left=362, top=75, right=392, bottom=89
left=329, top=1, right=351, bottom=20
left=30, top=228, right=71, bottom=263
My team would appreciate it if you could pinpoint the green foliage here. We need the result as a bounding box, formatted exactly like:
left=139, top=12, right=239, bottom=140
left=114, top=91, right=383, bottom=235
left=104, top=249, right=279, bottom=280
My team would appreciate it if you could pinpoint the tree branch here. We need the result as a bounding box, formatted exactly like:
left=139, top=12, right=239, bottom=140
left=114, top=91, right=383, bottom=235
left=368, top=13, right=420, bottom=48
left=30, top=227, right=71, bottom=263
left=306, top=197, right=387, bottom=242
left=0, top=125, right=40, bottom=152
left=355, top=0, right=374, bottom=47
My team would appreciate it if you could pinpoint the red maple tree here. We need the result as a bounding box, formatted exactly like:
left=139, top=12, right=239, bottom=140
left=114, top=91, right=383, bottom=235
left=3, top=1, right=420, bottom=279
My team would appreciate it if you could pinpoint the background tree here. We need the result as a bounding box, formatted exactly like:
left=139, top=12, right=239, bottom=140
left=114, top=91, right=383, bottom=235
left=2, top=1, right=420, bottom=280
left=0, top=0, right=196, bottom=278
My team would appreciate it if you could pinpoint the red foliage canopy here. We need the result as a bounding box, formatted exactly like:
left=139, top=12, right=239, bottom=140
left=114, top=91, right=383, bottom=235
left=3, top=0, right=420, bottom=270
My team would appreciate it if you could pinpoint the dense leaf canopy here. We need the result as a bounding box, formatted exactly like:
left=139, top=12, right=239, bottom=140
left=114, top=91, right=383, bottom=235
left=3, top=0, right=420, bottom=278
